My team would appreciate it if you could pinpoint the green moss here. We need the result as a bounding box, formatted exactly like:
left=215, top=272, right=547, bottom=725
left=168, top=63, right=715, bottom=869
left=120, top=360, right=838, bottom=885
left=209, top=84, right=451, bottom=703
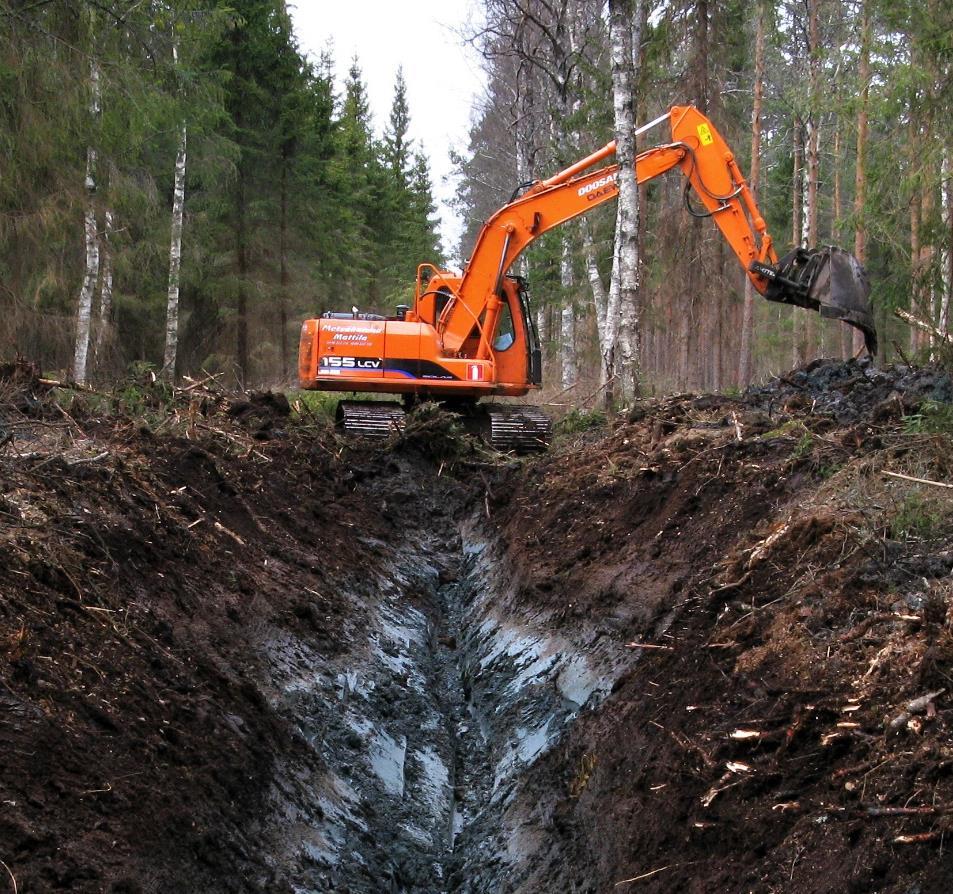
left=889, top=492, right=948, bottom=541
left=792, top=432, right=815, bottom=459
left=902, top=401, right=953, bottom=435
left=556, top=408, right=607, bottom=434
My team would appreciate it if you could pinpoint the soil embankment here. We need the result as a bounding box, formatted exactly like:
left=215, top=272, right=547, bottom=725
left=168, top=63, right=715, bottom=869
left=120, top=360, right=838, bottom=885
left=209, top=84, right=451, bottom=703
left=1, top=359, right=952, bottom=892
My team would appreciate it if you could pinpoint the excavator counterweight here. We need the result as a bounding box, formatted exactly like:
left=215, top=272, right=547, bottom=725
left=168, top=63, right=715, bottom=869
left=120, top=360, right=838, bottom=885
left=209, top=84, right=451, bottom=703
left=298, top=105, right=877, bottom=450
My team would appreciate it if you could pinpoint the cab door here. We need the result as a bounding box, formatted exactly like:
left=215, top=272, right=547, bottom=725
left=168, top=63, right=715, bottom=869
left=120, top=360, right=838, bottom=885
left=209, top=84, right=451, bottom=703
left=492, top=277, right=540, bottom=388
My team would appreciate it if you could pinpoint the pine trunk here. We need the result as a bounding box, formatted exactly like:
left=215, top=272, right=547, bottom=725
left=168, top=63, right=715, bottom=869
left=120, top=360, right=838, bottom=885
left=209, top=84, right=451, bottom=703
left=922, top=0, right=940, bottom=356
left=738, top=0, right=765, bottom=387
left=852, top=0, right=870, bottom=356
left=236, top=157, right=249, bottom=384
left=920, top=181, right=935, bottom=355
left=792, top=118, right=805, bottom=367
left=279, top=149, right=291, bottom=379
left=910, top=168, right=922, bottom=354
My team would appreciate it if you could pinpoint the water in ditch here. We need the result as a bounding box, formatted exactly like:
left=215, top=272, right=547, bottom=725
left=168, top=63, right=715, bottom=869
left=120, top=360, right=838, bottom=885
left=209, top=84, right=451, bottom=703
left=263, top=521, right=626, bottom=893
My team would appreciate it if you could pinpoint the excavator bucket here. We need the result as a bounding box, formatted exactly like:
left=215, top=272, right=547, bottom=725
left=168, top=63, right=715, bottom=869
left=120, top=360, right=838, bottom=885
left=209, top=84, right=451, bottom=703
left=810, top=248, right=876, bottom=346
left=757, top=246, right=877, bottom=355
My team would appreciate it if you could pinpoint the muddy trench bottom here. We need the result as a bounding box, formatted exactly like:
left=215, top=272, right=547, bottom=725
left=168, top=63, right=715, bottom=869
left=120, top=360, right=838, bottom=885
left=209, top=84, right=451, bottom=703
left=266, top=521, right=622, bottom=893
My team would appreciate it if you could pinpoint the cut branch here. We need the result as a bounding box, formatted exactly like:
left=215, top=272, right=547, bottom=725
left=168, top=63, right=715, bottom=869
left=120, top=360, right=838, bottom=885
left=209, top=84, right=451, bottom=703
left=883, top=471, right=953, bottom=490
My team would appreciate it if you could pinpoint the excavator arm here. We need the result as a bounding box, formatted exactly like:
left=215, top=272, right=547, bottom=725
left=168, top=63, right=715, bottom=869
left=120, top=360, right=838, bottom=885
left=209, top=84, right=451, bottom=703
left=439, top=105, right=876, bottom=356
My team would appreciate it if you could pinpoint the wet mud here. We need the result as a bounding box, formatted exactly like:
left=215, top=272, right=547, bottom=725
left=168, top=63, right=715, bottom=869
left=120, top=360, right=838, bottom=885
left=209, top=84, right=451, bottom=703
left=267, top=517, right=628, bottom=893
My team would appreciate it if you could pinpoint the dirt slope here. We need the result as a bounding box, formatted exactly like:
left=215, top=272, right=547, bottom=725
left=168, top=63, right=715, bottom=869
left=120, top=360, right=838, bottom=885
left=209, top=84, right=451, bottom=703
left=485, top=359, right=953, bottom=892
left=0, top=370, right=470, bottom=892
left=1, top=359, right=952, bottom=893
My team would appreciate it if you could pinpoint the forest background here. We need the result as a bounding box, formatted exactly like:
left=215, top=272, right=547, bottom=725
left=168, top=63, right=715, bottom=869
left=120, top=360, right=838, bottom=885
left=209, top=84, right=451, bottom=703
left=1, top=0, right=950, bottom=397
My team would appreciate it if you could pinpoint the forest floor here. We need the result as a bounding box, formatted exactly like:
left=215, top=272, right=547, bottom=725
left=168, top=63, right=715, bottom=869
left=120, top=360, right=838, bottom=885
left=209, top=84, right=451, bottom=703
left=1, top=358, right=953, bottom=893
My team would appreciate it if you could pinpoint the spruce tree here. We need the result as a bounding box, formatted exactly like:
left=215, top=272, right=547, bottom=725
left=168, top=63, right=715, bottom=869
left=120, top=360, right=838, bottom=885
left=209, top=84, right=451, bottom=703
left=382, top=67, right=411, bottom=177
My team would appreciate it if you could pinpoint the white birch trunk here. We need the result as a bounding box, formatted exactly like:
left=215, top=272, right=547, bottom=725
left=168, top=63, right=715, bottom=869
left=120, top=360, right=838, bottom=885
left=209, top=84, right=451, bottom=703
left=603, top=201, right=623, bottom=392
left=791, top=119, right=805, bottom=367
left=804, top=117, right=820, bottom=358
left=513, top=78, right=548, bottom=363
left=164, top=120, right=188, bottom=377
left=582, top=217, right=608, bottom=354
left=852, top=0, right=871, bottom=355
left=805, top=0, right=821, bottom=357
left=608, top=0, right=642, bottom=401
left=560, top=233, right=576, bottom=389
left=514, top=103, right=531, bottom=280
left=556, top=5, right=586, bottom=393
left=941, top=147, right=951, bottom=335
left=95, top=207, right=113, bottom=355
left=801, top=125, right=813, bottom=249
left=72, top=58, right=101, bottom=385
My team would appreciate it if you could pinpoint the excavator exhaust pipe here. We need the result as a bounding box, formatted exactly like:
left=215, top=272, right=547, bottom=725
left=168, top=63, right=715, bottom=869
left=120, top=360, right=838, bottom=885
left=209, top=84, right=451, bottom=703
left=753, top=246, right=877, bottom=355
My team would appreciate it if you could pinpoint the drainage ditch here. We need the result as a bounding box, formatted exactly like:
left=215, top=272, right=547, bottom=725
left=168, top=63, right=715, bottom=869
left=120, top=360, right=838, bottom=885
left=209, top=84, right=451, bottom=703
left=265, top=519, right=627, bottom=893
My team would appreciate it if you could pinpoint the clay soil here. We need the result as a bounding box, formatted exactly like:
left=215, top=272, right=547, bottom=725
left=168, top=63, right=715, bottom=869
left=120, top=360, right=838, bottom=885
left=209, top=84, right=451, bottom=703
left=2, top=358, right=953, bottom=893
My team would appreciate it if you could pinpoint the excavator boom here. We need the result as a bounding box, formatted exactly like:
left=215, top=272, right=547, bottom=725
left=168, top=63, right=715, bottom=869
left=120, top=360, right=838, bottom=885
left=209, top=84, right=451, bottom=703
left=440, top=105, right=875, bottom=354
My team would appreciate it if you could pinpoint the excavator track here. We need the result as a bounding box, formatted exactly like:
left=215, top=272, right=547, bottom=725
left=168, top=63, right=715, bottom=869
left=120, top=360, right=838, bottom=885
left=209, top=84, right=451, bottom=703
left=481, top=404, right=551, bottom=453
left=336, top=400, right=405, bottom=439
left=336, top=399, right=550, bottom=451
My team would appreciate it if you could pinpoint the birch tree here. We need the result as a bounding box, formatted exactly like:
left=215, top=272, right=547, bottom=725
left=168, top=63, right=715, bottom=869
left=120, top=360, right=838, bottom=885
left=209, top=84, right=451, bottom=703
left=942, top=149, right=952, bottom=336
left=72, top=55, right=101, bottom=386
left=606, top=0, right=642, bottom=402
left=583, top=217, right=609, bottom=344
left=95, top=206, right=113, bottom=358
left=160, top=35, right=188, bottom=379
left=164, top=121, right=187, bottom=378
left=560, top=231, right=576, bottom=388
left=803, top=0, right=821, bottom=359
left=472, top=0, right=604, bottom=390
left=791, top=118, right=805, bottom=367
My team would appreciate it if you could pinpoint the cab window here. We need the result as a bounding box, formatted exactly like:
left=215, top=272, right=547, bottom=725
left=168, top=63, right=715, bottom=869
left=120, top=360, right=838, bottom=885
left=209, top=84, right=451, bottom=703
left=493, top=297, right=516, bottom=351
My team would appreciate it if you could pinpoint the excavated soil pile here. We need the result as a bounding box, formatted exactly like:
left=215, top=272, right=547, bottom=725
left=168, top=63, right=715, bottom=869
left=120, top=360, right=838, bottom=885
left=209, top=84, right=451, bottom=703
left=484, top=358, right=953, bottom=892
left=0, top=358, right=952, bottom=893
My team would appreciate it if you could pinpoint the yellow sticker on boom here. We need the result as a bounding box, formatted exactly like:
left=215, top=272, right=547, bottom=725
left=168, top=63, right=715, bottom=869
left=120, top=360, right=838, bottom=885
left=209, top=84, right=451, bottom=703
left=697, top=123, right=714, bottom=146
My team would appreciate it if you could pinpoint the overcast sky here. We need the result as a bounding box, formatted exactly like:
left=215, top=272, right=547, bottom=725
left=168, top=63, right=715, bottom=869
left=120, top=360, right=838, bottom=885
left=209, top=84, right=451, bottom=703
left=289, top=1, right=486, bottom=260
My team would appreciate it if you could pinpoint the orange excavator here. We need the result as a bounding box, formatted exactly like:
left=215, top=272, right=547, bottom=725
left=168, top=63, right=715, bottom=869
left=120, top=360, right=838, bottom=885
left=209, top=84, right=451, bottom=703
left=298, top=105, right=875, bottom=450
